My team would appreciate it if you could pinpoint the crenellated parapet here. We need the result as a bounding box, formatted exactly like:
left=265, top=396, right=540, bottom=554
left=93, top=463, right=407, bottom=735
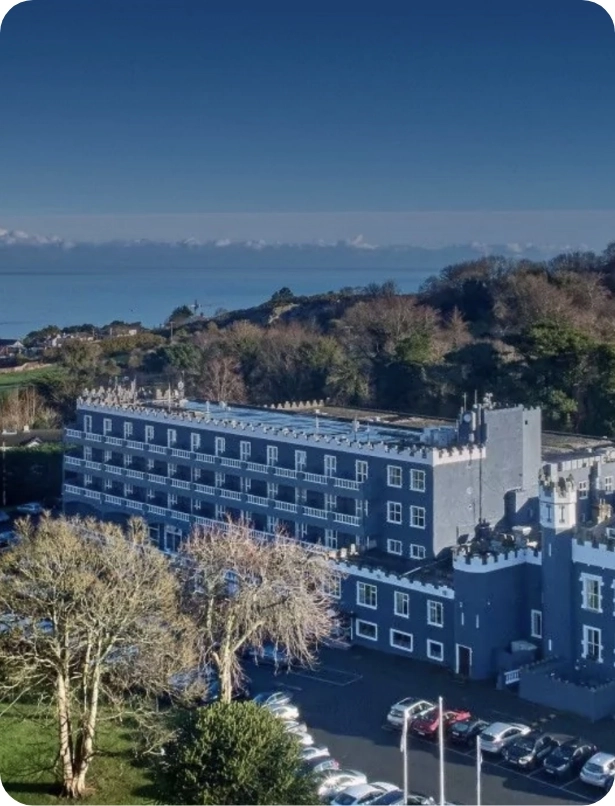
left=334, top=560, right=455, bottom=599
left=453, top=547, right=542, bottom=573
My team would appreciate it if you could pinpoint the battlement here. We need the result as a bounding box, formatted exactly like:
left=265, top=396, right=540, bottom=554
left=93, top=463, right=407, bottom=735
left=453, top=547, right=542, bottom=573
left=335, top=560, right=455, bottom=599
left=539, top=474, right=577, bottom=501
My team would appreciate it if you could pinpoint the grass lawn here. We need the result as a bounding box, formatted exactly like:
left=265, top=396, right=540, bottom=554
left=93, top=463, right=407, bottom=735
left=0, top=368, right=62, bottom=390
left=0, top=703, right=156, bottom=805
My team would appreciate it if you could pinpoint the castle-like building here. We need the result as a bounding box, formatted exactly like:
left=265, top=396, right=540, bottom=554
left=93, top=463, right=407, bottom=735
left=63, top=385, right=615, bottom=719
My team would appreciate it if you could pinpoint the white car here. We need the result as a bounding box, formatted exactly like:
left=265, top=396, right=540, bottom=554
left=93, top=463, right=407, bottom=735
left=479, top=722, right=531, bottom=755
left=15, top=502, right=44, bottom=516
left=386, top=698, right=434, bottom=729
left=267, top=702, right=300, bottom=721
left=580, top=752, right=615, bottom=788
left=300, top=744, right=331, bottom=761
left=316, top=771, right=368, bottom=801
left=332, top=783, right=399, bottom=805
left=289, top=729, right=314, bottom=747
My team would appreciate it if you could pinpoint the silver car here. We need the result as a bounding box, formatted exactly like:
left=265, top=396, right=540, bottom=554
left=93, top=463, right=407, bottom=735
left=580, top=752, right=615, bottom=788
left=386, top=698, right=434, bottom=729
left=315, top=770, right=368, bottom=801
left=479, top=722, right=531, bottom=755
left=301, top=744, right=331, bottom=761
left=266, top=702, right=300, bottom=721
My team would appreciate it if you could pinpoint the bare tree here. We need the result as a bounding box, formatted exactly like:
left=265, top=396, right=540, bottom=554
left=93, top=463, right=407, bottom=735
left=0, top=514, right=197, bottom=799
left=177, top=521, right=342, bottom=702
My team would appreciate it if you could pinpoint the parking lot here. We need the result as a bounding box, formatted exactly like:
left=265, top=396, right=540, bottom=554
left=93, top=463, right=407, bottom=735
left=246, top=646, right=613, bottom=806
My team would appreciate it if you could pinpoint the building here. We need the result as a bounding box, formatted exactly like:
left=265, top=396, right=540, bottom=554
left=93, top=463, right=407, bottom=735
left=62, top=385, right=615, bottom=719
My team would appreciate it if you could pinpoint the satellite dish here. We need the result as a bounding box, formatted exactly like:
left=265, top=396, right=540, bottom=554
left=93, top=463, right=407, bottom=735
left=463, top=413, right=472, bottom=423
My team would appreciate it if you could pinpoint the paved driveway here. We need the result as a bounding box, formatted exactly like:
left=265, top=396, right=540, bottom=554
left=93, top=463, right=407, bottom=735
left=246, top=646, right=612, bottom=806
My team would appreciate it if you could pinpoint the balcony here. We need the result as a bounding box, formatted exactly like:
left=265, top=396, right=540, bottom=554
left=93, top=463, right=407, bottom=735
left=194, top=483, right=216, bottom=496
left=273, top=466, right=297, bottom=480
left=220, top=489, right=242, bottom=502
left=302, top=505, right=328, bottom=520
left=170, top=478, right=191, bottom=490
left=106, top=465, right=123, bottom=476
left=246, top=493, right=269, bottom=507
left=65, top=455, right=81, bottom=467
left=193, top=451, right=215, bottom=465
left=148, top=444, right=167, bottom=455
left=104, top=493, right=124, bottom=507
left=275, top=500, right=298, bottom=514
left=333, top=512, right=361, bottom=527
left=126, top=439, right=146, bottom=451
left=85, top=460, right=102, bottom=471
left=125, top=468, right=145, bottom=480
left=170, top=447, right=191, bottom=459
left=104, top=435, right=123, bottom=446
left=334, top=478, right=360, bottom=491
left=220, top=457, right=242, bottom=469
left=65, top=428, right=82, bottom=439
left=147, top=473, right=167, bottom=486
left=303, top=471, right=328, bottom=485
left=84, top=432, right=103, bottom=443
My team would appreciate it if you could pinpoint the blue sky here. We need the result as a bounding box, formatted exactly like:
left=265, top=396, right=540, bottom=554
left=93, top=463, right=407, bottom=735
left=1, top=0, right=614, bottom=246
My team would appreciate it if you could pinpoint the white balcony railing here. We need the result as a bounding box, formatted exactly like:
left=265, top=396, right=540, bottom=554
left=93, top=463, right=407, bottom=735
left=84, top=489, right=102, bottom=501
left=275, top=500, right=298, bottom=514
left=194, top=452, right=215, bottom=465
left=65, top=455, right=81, bottom=467
left=194, top=483, right=216, bottom=496
left=148, top=444, right=167, bottom=455
left=334, top=478, right=360, bottom=491
left=274, top=466, right=297, bottom=479
left=246, top=493, right=268, bottom=507
left=105, top=436, right=123, bottom=446
left=171, top=478, right=190, bottom=490
left=65, top=428, right=82, bottom=438
left=147, top=473, right=167, bottom=486
left=334, top=512, right=361, bottom=527
left=303, top=472, right=328, bottom=485
left=125, top=468, right=145, bottom=480
left=104, top=494, right=124, bottom=506
left=171, top=448, right=191, bottom=459
left=106, top=465, right=123, bottom=476
left=220, top=489, right=242, bottom=501
left=85, top=460, right=102, bottom=471
left=220, top=457, right=242, bottom=468
left=126, top=439, right=146, bottom=451
left=302, top=505, right=327, bottom=520
left=84, top=432, right=103, bottom=442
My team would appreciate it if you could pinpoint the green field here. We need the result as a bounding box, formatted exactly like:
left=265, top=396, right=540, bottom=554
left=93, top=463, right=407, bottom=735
left=0, top=704, right=155, bottom=805
left=0, top=368, right=62, bottom=389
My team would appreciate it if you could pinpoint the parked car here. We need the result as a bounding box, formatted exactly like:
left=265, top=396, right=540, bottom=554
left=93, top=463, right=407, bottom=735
left=580, top=752, right=615, bottom=788
left=300, top=744, right=331, bottom=762
left=249, top=643, right=291, bottom=667
left=331, top=783, right=399, bottom=806
left=605, top=774, right=614, bottom=793
left=367, top=789, right=404, bottom=805
left=449, top=717, right=489, bottom=746
left=411, top=707, right=471, bottom=739
left=479, top=722, right=532, bottom=755
left=314, top=770, right=368, bottom=802
left=301, top=756, right=340, bottom=776
left=502, top=732, right=559, bottom=769
left=266, top=702, right=300, bottom=721
left=285, top=722, right=313, bottom=746
left=543, top=738, right=598, bottom=777
left=15, top=502, right=44, bottom=515
left=386, top=698, right=434, bottom=729
left=252, top=690, right=292, bottom=708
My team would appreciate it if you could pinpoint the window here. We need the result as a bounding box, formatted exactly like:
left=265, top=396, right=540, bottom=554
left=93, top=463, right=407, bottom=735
left=357, top=582, right=377, bottom=609
left=390, top=629, right=413, bottom=652
left=190, top=433, right=201, bottom=452
left=356, top=620, right=378, bottom=641
left=387, top=539, right=403, bottom=555
left=267, top=515, right=279, bottom=532
left=410, top=506, right=426, bottom=529
left=581, top=574, right=602, bottom=612
left=387, top=501, right=402, bottom=524
left=167, top=428, right=177, bottom=447
left=145, top=425, right=154, bottom=443
left=531, top=610, right=542, bottom=639
left=215, top=472, right=226, bottom=488
left=104, top=450, right=112, bottom=463
left=104, top=478, right=112, bottom=490
left=410, top=544, right=426, bottom=560
left=124, top=484, right=133, bottom=498
left=324, top=455, right=337, bottom=477
left=267, top=482, right=278, bottom=499
left=387, top=465, right=402, bottom=488
left=324, top=493, right=337, bottom=512
left=394, top=591, right=410, bottom=618
left=84, top=446, right=92, bottom=461
left=83, top=414, right=92, bottom=433
left=266, top=445, right=278, bottom=466
left=427, top=600, right=444, bottom=627
left=215, top=504, right=225, bottom=520
left=559, top=505, right=566, bottom=524
left=582, top=625, right=603, bottom=662
left=103, top=418, right=112, bottom=435
left=168, top=493, right=178, bottom=508
left=240, top=477, right=251, bottom=493
left=324, top=575, right=341, bottom=599
left=356, top=499, right=368, bottom=518
left=427, top=639, right=444, bottom=661
left=147, top=488, right=155, bottom=500
left=410, top=469, right=426, bottom=492
left=240, top=440, right=251, bottom=461
left=355, top=460, right=368, bottom=483
left=295, top=487, right=307, bottom=503
left=544, top=503, right=553, bottom=523
left=578, top=480, right=588, bottom=500
left=84, top=474, right=93, bottom=487
left=147, top=458, right=155, bottom=471
left=324, top=529, right=338, bottom=549
left=605, top=476, right=613, bottom=493
left=296, top=522, right=308, bottom=539
left=215, top=437, right=225, bottom=456
left=192, top=467, right=201, bottom=481
left=295, top=450, right=307, bottom=471
left=123, top=453, right=132, bottom=467
left=123, top=421, right=133, bottom=439
left=168, top=463, right=177, bottom=478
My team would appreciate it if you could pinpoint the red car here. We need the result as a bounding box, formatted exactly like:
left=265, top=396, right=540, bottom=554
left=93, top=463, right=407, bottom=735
left=411, top=707, right=471, bottom=739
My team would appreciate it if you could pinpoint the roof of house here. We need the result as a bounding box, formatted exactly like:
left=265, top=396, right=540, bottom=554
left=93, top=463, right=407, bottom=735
left=0, top=429, right=62, bottom=448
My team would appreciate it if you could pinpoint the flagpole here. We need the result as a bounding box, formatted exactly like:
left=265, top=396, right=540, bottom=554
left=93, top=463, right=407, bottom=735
left=438, top=696, right=445, bottom=806
left=476, top=734, right=482, bottom=806
left=401, top=709, right=409, bottom=804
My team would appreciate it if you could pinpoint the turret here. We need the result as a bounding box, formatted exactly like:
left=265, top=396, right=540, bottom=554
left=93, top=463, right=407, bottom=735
left=539, top=475, right=577, bottom=532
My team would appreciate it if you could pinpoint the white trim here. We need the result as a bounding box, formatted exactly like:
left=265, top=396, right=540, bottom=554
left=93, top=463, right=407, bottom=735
left=387, top=501, right=402, bottom=524
left=573, top=541, right=615, bottom=571
left=455, top=644, right=472, bottom=675
left=581, top=572, right=603, bottom=613
left=410, top=468, right=426, bottom=492
left=394, top=591, right=410, bottom=618
left=387, top=465, right=403, bottom=488
left=427, top=599, right=444, bottom=627
left=410, top=543, right=426, bottom=560
left=356, top=581, right=378, bottom=609
left=355, top=460, right=368, bottom=482
left=355, top=619, right=378, bottom=641
left=530, top=609, right=542, bottom=639
left=427, top=639, right=444, bottom=661
left=582, top=624, right=603, bottom=663
left=335, top=561, right=455, bottom=599
left=387, top=538, right=403, bottom=556
left=390, top=628, right=413, bottom=652
left=410, top=505, right=426, bottom=529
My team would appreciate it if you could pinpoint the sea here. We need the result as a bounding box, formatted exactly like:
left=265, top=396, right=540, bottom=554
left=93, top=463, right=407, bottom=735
left=0, top=265, right=434, bottom=339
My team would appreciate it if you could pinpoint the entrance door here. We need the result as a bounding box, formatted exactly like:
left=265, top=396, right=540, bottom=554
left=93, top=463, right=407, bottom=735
left=456, top=644, right=471, bottom=677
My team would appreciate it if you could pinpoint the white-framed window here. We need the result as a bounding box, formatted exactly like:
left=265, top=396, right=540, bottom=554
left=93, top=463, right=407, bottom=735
left=324, top=455, right=337, bottom=477
left=123, top=421, right=133, bottom=439
left=193, top=499, right=202, bottom=512
left=163, top=525, right=182, bottom=554
left=267, top=515, right=279, bottom=532
left=357, top=582, right=377, bottom=609
left=355, top=460, right=368, bottom=483
left=84, top=474, right=93, bottom=487
left=215, top=504, right=225, bottom=520
left=581, top=574, right=602, bottom=612
left=356, top=619, right=378, bottom=641
left=324, top=529, right=338, bottom=549
left=605, top=476, right=613, bottom=493
left=145, top=425, right=154, bottom=443
left=123, top=453, right=132, bottom=467
left=410, top=469, right=426, bottom=492
left=215, top=472, right=226, bottom=488
left=296, top=521, right=308, bottom=539
left=103, top=418, right=112, bottom=435
left=167, top=428, right=177, bottom=447
left=168, top=492, right=178, bottom=508
left=387, top=501, right=402, bottom=524
left=387, top=538, right=403, bottom=555
left=582, top=625, right=603, bottom=662
left=124, top=483, right=134, bottom=498
left=544, top=503, right=553, bottom=523
left=427, top=639, right=444, bottom=661
left=240, top=476, right=251, bottom=493
left=168, top=463, right=177, bottom=478
left=390, top=629, right=413, bottom=652
left=355, top=499, right=368, bottom=518
left=147, top=488, right=155, bottom=500
left=104, top=450, right=112, bottom=463
left=387, top=465, right=402, bottom=488
left=190, top=432, right=201, bottom=452
left=410, top=506, right=426, bottom=529
left=147, top=458, right=155, bottom=471
left=240, top=440, right=251, bottom=461
left=427, top=600, right=444, bottom=627
left=324, top=493, right=337, bottom=512
left=410, top=544, right=426, bottom=560
left=267, top=482, right=278, bottom=499
left=84, top=446, right=92, bottom=461
left=215, top=436, right=225, bottom=456
left=324, top=575, right=341, bottom=599
left=394, top=591, right=410, bottom=618
left=295, top=450, right=307, bottom=471
left=104, top=478, right=113, bottom=490
left=559, top=505, right=566, bottom=524
left=531, top=609, right=542, bottom=639
left=193, top=467, right=201, bottom=481
left=266, top=445, right=278, bottom=466
left=83, top=414, right=92, bottom=433
left=295, top=487, right=307, bottom=503
left=577, top=480, right=588, bottom=499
